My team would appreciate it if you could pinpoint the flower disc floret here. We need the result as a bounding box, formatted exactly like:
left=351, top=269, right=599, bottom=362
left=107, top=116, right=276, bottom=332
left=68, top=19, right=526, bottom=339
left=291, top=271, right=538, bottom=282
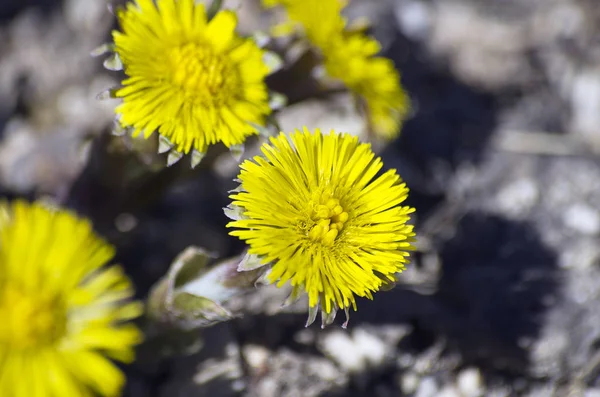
left=227, top=128, right=415, bottom=326
left=0, top=201, right=143, bottom=397
left=112, top=0, right=272, bottom=154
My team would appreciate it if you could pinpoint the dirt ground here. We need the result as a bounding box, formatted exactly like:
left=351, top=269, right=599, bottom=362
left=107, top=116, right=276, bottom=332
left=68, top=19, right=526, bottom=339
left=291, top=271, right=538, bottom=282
left=2, top=0, right=600, bottom=396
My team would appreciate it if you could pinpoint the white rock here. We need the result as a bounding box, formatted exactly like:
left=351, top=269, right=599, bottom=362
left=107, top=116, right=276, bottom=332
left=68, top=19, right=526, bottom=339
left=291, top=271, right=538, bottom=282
left=585, top=388, right=600, bottom=397
left=437, top=385, right=461, bottom=397
left=352, top=328, right=388, bottom=366
left=415, top=377, right=439, bottom=397
left=569, top=68, right=600, bottom=150
left=242, top=345, right=270, bottom=371
left=495, top=179, right=539, bottom=217
left=400, top=371, right=420, bottom=394
left=318, top=330, right=365, bottom=372
left=395, top=0, right=432, bottom=41
left=563, top=203, right=600, bottom=235
left=456, top=367, right=484, bottom=397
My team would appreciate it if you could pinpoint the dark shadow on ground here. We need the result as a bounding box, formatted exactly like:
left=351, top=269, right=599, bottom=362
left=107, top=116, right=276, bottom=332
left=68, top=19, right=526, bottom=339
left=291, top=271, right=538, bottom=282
left=0, top=0, right=61, bottom=25
left=333, top=212, right=559, bottom=396
left=380, top=32, right=498, bottom=218
left=432, top=213, right=559, bottom=375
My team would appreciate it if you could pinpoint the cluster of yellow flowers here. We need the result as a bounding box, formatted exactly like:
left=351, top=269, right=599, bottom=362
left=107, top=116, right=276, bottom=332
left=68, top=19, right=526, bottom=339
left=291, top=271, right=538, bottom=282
left=264, top=0, right=411, bottom=139
left=1, top=0, right=415, bottom=395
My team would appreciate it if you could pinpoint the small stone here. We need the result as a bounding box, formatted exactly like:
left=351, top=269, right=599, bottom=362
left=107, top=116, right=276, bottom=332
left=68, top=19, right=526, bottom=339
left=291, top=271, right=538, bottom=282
left=415, top=377, right=439, bottom=397
left=437, top=386, right=461, bottom=397
left=495, top=179, right=539, bottom=217
left=318, top=330, right=365, bottom=372
left=456, top=367, right=483, bottom=397
left=353, top=329, right=388, bottom=367
left=563, top=203, right=600, bottom=235
left=399, top=372, right=420, bottom=395
left=394, top=0, right=432, bottom=41
left=242, top=345, right=270, bottom=371
left=585, top=388, right=600, bottom=397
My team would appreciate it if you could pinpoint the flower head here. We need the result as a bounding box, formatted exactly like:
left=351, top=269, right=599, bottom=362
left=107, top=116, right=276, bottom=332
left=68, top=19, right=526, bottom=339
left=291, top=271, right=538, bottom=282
left=266, top=0, right=347, bottom=50
left=111, top=0, right=272, bottom=157
left=226, top=128, right=415, bottom=327
left=264, top=0, right=410, bottom=140
left=0, top=201, right=143, bottom=397
left=325, top=34, right=411, bottom=139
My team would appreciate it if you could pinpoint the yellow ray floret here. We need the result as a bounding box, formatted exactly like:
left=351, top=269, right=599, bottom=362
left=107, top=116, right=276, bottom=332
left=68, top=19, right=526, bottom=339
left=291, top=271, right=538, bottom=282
left=0, top=201, right=143, bottom=397
left=227, top=128, right=415, bottom=325
left=112, top=0, right=272, bottom=154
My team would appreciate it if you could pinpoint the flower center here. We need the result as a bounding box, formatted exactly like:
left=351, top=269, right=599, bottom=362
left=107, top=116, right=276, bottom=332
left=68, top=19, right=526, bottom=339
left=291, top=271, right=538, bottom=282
left=169, top=42, right=240, bottom=106
left=0, top=285, right=67, bottom=349
left=308, top=195, right=349, bottom=246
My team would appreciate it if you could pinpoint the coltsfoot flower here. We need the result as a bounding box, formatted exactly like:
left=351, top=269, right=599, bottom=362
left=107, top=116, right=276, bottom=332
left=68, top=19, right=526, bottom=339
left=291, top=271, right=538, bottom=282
left=226, top=128, right=415, bottom=327
left=0, top=201, right=143, bottom=397
left=264, top=0, right=347, bottom=51
left=107, top=0, right=275, bottom=163
left=325, top=34, right=411, bottom=140
left=263, top=0, right=410, bottom=140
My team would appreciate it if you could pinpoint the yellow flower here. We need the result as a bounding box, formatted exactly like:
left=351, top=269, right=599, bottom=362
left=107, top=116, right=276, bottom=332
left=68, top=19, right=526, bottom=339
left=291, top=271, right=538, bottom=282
left=111, top=0, right=272, bottom=157
left=265, top=0, right=410, bottom=140
left=266, top=0, right=347, bottom=50
left=325, top=34, right=411, bottom=139
left=0, top=201, right=143, bottom=397
left=226, top=128, right=415, bottom=327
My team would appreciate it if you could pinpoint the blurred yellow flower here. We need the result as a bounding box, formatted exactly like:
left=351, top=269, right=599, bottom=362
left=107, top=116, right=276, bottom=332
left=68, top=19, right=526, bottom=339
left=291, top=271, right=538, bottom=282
left=265, top=0, right=347, bottom=50
left=227, top=128, right=415, bottom=327
left=111, top=0, right=272, bottom=156
left=0, top=201, right=143, bottom=397
left=325, top=34, right=411, bottom=139
left=264, top=0, right=410, bottom=140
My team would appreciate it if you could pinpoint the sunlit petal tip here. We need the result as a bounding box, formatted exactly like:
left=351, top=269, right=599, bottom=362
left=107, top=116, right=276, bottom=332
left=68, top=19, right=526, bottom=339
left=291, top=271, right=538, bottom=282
left=306, top=305, right=319, bottom=327
left=249, top=122, right=276, bottom=138
left=252, top=31, right=271, bottom=48
left=229, top=143, right=245, bottom=162
left=103, top=53, right=124, bottom=71
left=223, top=204, right=246, bottom=221
left=380, top=279, right=397, bottom=292
left=268, top=92, right=288, bottom=111
left=96, top=87, right=119, bottom=100
left=190, top=150, right=206, bottom=169
left=227, top=184, right=245, bottom=194
left=282, top=286, right=303, bottom=307
left=167, top=150, right=183, bottom=167
left=157, top=135, right=173, bottom=154
left=321, top=306, right=338, bottom=329
left=342, top=307, right=350, bottom=329
left=263, top=51, right=284, bottom=74
left=90, top=43, right=115, bottom=57
left=237, top=251, right=265, bottom=272
left=111, top=119, right=128, bottom=136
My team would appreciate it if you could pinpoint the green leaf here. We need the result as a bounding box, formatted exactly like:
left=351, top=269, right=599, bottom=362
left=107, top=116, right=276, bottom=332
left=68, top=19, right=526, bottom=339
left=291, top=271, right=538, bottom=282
left=167, top=246, right=214, bottom=290
left=237, top=251, right=265, bottom=272
left=171, top=292, right=234, bottom=327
